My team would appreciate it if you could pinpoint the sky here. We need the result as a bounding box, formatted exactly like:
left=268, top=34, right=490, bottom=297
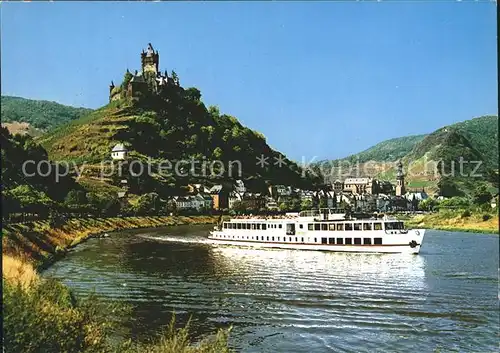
left=1, top=1, right=497, bottom=162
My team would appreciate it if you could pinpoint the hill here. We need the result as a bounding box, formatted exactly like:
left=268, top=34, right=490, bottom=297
left=40, top=79, right=322, bottom=194
left=317, top=115, right=498, bottom=196
left=335, top=134, right=427, bottom=164
left=1, top=96, right=93, bottom=132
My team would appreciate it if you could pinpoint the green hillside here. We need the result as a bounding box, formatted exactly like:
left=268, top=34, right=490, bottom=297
left=40, top=75, right=322, bottom=192
left=339, top=134, right=426, bottom=163
left=1, top=96, right=93, bottom=131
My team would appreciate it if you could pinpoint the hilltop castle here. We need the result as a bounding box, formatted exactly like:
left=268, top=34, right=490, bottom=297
left=109, top=43, right=179, bottom=102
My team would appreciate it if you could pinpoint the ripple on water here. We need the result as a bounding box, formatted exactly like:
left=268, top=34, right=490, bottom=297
left=43, top=228, right=500, bottom=353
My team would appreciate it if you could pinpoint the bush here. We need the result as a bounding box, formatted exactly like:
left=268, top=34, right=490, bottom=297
left=482, top=214, right=492, bottom=221
left=3, top=276, right=233, bottom=353
left=461, top=209, right=471, bottom=218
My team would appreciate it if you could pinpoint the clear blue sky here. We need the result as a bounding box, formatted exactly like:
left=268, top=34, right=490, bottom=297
left=1, top=1, right=497, bottom=161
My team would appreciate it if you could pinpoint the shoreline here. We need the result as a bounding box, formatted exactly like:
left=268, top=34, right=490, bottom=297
left=2, top=215, right=220, bottom=271
left=402, top=213, right=499, bottom=235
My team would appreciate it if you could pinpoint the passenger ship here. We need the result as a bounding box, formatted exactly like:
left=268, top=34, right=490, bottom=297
left=208, top=209, right=425, bottom=254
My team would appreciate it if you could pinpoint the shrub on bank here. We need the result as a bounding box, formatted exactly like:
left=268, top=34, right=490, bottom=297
left=3, top=270, right=233, bottom=353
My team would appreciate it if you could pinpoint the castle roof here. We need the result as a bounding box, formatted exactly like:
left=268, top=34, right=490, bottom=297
left=130, top=74, right=146, bottom=83
left=112, top=143, right=127, bottom=152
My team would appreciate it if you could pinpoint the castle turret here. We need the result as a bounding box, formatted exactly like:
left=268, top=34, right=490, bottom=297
left=395, top=160, right=406, bottom=196
left=141, top=43, right=159, bottom=75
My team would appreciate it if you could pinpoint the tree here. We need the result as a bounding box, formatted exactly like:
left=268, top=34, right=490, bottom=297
left=319, top=197, right=328, bottom=209
left=121, top=70, right=133, bottom=90
left=473, top=185, right=492, bottom=206
left=300, top=199, right=313, bottom=211
left=279, top=202, right=288, bottom=212
left=64, top=190, right=88, bottom=209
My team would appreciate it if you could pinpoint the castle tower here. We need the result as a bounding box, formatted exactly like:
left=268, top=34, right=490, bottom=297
left=395, top=160, right=406, bottom=196
left=141, top=43, right=159, bottom=75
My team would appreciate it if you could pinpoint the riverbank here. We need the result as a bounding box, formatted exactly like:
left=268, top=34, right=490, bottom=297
left=2, top=215, right=232, bottom=353
left=401, top=211, right=499, bottom=234
left=2, top=215, right=220, bottom=269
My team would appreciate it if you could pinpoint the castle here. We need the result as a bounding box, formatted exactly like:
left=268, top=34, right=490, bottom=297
left=109, top=43, right=179, bottom=102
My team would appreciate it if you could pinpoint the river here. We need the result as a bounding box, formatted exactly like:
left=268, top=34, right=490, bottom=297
left=43, top=225, right=499, bottom=352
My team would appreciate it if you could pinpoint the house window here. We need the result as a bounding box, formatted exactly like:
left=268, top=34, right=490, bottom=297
left=354, top=223, right=362, bottom=231
left=314, top=224, right=321, bottom=231
left=374, top=238, right=382, bottom=244
left=308, top=224, right=314, bottom=231
left=354, top=238, right=362, bottom=245
left=337, top=238, right=343, bottom=244
left=345, top=223, right=353, bottom=231
left=337, top=224, right=344, bottom=231
left=364, top=238, right=371, bottom=245
left=321, top=224, right=328, bottom=231
left=328, top=237, right=335, bottom=244
left=321, top=238, right=327, bottom=244
left=363, top=223, right=372, bottom=231
left=345, top=238, right=352, bottom=244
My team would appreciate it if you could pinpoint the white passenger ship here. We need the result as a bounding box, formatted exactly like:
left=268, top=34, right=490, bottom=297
left=208, top=208, right=425, bottom=254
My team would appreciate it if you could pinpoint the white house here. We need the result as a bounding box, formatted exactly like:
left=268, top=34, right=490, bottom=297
left=111, top=143, right=128, bottom=160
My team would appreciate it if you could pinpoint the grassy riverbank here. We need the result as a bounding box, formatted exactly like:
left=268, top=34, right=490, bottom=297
left=2, top=215, right=219, bottom=269
left=401, top=211, right=499, bottom=234
left=3, top=215, right=233, bottom=353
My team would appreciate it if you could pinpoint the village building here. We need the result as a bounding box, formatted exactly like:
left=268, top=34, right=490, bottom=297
left=111, top=143, right=127, bottom=160
left=395, top=160, right=406, bottom=196
left=343, top=177, right=378, bottom=195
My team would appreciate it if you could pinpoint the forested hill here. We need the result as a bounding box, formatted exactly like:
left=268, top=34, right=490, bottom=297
left=322, top=115, right=498, bottom=168
left=1, top=96, right=93, bottom=131
left=39, top=73, right=323, bottom=190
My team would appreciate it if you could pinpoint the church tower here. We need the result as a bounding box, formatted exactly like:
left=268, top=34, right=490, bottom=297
left=141, top=43, right=159, bottom=75
left=395, top=160, right=406, bottom=196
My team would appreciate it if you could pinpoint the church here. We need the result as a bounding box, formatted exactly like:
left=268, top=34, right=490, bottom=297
left=109, top=43, right=179, bottom=102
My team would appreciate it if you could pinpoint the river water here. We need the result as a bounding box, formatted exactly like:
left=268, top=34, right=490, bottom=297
left=43, top=225, right=499, bottom=352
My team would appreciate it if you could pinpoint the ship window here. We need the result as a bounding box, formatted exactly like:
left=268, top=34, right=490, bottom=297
left=354, top=223, right=362, bottom=231
left=286, top=224, right=296, bottom=235
left=364, top=238, right=371, bottom=245
left=277, top=237, right=280, bottom=241
left=354, top=238, right=362, bottom=245
left=337, top=238, right=343, bottom=244
left=289, top=237, right=292, bottom=242
left=237, top=223, right=242, bottom=229
left=329, top=224, right=336, bottom=231
left=314, top=224, right=321, bottom=231
left=283, top=237, right=286, bottom=242
left=223, top=223, right=227, bottom=229
left=321, top=238, right=327, bottom=244
left=308, top=224, right=314, bottom=231
left=314, top=238, right=317, bottom=243
left=252, top=224, right=256, bottom=230
left=328, top=237, right=335, bottom=244
left=321, top=224, right=328, bottom=231
left=386, top=222, right=404, bottom=230
left=345, top=238, right=352, bottom=244
left=345, top=223, right=353, bottom=231
left=363, top=223, right=372, bottom=231
left=301, top=237, right=304, bottom=242
left=295, top=237, right=298, bottom=242
left=299, top=224, right=303, bottom=229
left=336, top=224, right=344, bottom=231
left=257, top=224, right=261, bottom=230
left=374, top=223, right=382, bottom=230
left=374, top=238, right=382, bottom=245
left=267, top=236, right=269, bottom=241
left=262, top=224, right=267, bottom=230
left=279, top=224, right=282, bottom=229
left=272, top=237, right=275, bottom=241
left=246, top=223, right=251, bottom=229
